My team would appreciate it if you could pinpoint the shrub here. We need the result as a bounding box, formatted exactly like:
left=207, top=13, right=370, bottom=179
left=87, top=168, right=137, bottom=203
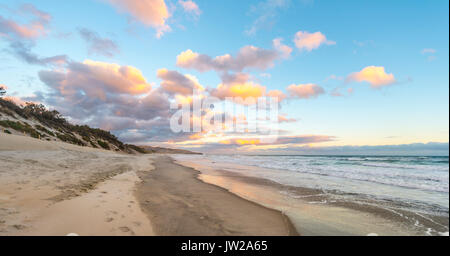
left=0, top=120, right=41, bottom=138
left=90, top=141, right=98, bottom=148
left=97, top=140, right=110, bottom=150
left=126, top=144, right=148, bottom=154
left=4, top=129, right=11, bottom=134
left=35, top=125, right=55, bottom=136
left=56, top=133, right=85, bottom=146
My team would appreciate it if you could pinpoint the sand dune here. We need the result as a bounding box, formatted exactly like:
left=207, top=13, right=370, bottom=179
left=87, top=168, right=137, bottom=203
left=0, top=133, right=155, bottom=236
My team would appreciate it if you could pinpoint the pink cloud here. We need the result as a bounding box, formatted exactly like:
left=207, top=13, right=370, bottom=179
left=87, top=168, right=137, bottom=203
left=287, top=83, right=325, bottom=99
left=278, top=114, right=296, bottom=123
left=176, top=44, right=283, bottom=73
left=0, top=4, right=51, bottom=40
left=273, top=38, right=292, bottom=58
left=293, top=30, right=335, bottom=51
left=39, top=60, right=152, bottom=100
left=157, top=68, right=203, bottom=95
left=267, top=89, right=286, bottom=103
left=106, top=0, right=171, bottom=38
left=179, top=0, right=201, bottom=16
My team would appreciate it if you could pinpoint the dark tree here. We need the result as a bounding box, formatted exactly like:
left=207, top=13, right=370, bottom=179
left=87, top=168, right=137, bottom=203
left=0, top=86, right=5, bottom=97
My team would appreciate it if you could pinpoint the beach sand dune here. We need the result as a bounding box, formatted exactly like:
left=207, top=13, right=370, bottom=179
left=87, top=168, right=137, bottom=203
left=0, top=133, right=154, bottom=236
left=136, top=156, right=298, bottom=236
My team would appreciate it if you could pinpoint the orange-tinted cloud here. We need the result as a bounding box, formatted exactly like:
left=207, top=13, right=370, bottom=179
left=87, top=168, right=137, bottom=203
left=278, top=114, right=296, bottom=123
left=215, top=135, right=334, bottom=146
left=347, top=66, right=396, bottom=88
left=287, top=83, right=325, bottom=99
left=40, top=60, right=152, bottom=100
left=211, top=81, right=266, bottom=100
left=106, top=0, right=170, bottom=38
left=293, top=31, right=335, bottom=51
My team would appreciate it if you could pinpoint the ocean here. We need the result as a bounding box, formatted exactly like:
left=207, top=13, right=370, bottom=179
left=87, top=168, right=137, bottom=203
left=173, top=154, right=449, bottom=235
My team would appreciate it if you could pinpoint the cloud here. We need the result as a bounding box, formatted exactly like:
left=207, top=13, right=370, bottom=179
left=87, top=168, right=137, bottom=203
left=287, top=83, right=325, bottom=99
left=278, top=114, right=296, bottom=123
left=7, top=41, right=68, bottom=66
left=293, top=30, right=335, bottom=51
left=39, top=60, right=152, bottom=100
left=211, top=81, right=266, bottom=100
left=176, top=45, right=283, bottom=73
left=37, top=60, right=175, bottom=141
left=178, top=0, right=201, bottom=17
left=0, top=4, right=50, bottom=40
left=213, top=134, right=334, bottom=146
left=347, top=66, right=396, bottom=88
left=105, top=0, right=171, bottom=38
left=78, top=28, right=120, bottom=57
left=266, top=89, right=286, bottom=102
left=210, top=72, right=287, bottom=103
left=0, top=4, right=67, bottom=67
left=260, top=73, right=272, bottom=79
left=245, top=0, right=290, bottom=36
left=272, top=38, right=292, bottom=58
left=421, top=48, right=437, bottom=62
left=421, top=48, right=436, bottom=54
left=157, top=68, right=203, bottom=95
left=331, top=87, right=353, bottom=97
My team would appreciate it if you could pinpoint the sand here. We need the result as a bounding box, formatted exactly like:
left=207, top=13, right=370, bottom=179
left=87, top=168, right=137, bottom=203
left=0, top=133, right=298, bottom=236
left=173, top=157, right=438, bottom=236
left=136, top=156, right=298, bottom=236
left=0, top=133, right=155, bottom=236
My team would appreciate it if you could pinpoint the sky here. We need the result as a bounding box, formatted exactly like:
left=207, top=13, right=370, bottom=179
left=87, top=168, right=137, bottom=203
left=0, top=0, right=448, bottom=155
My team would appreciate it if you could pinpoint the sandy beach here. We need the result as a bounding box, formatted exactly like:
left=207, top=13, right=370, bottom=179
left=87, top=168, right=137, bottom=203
left=2, top=132, right=447, bottom=236
left=0, top=133, right=297, bottom=236
left=136, top=156, right=297, bottom=236
left=0, top=133, right=155, bottom=235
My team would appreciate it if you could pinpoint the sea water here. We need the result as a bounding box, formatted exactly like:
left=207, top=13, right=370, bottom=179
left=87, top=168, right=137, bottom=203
left=175, top=154, right=449, bottom=218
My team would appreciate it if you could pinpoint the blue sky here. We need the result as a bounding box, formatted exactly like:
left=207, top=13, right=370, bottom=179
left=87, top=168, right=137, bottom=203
left=0, top=0, right=448, bottom=154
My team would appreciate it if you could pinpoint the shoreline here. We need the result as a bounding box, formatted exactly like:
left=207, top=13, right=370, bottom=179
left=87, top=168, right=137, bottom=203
left=1, top=133, right=447, bottom=236
left=135, top=155, right=298, bottom=236
left=172, top=155, right=449, bottom=236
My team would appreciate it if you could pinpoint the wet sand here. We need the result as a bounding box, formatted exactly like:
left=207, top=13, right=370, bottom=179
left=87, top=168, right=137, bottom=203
left=136, top=156, right=298, bottom=236
left=173, top=156, right=449, bottom=236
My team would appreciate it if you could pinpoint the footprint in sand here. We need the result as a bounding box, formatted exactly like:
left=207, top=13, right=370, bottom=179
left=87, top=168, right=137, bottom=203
left=118, top=226, right=132, bottom=233
left=11, top=224, right=27, bottom=230
left=105, top=217, right=114, bottom=223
